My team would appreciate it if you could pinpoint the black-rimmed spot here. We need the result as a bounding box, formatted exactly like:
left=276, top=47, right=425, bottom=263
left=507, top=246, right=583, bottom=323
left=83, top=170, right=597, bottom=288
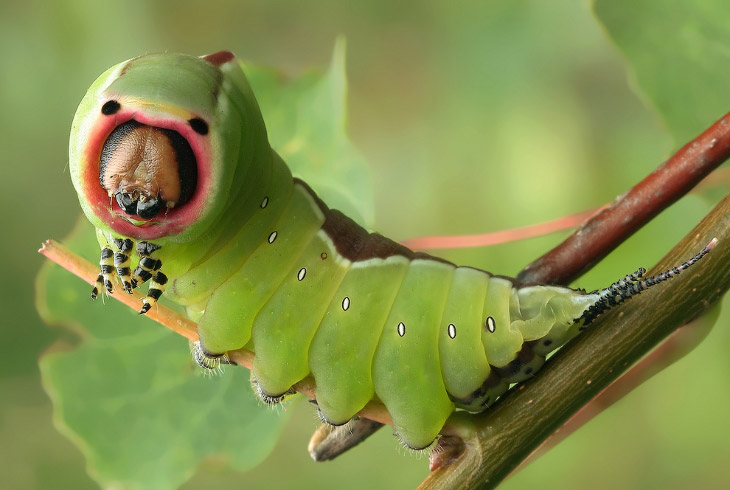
left=101, top=100, right=120, bottom=115
left=447, top=323, right=456, bottom=339
left=397, top=322, right=406, bottom=337
left=189, top=117, right=209, bottom=135
left=486, top=316, right=496, bottom=333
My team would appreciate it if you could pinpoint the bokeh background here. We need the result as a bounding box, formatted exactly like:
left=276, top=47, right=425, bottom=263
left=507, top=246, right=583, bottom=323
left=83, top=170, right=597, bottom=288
left=3, top=0, right=730, bottom=488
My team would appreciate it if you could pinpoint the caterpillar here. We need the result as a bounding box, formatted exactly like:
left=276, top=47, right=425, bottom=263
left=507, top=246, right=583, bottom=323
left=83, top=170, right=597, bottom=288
left=69, top=51, right=712, bottom=451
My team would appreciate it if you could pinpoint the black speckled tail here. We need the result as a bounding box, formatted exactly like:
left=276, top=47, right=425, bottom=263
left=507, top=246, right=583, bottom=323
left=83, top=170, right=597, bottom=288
left=579, top=239, right=717, bottom=327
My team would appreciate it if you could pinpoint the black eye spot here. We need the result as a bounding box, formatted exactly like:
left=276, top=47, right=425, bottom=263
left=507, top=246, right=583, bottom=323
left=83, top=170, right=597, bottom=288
left=188, top=117, right=209, bottom=135
left=101, top=100, right=121, bottom=115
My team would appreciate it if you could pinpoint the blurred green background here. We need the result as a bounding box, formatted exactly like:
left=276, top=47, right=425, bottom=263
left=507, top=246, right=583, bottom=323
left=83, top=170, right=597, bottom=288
left=3, top=0, right=730, bottom=488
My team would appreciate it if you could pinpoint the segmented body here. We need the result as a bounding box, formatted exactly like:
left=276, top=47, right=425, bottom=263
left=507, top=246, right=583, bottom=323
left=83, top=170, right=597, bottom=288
left=178, top=166, right=597, bottom=449
left=69, top=51, right=710, bottom=450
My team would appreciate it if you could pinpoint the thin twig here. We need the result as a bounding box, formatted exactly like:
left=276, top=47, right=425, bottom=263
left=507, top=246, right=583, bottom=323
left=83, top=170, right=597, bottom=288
left=518, top=109, right=730, bottom=286
left=39, top=239, right=200, bottom=341
left=419, top=193, right=730, bottom=490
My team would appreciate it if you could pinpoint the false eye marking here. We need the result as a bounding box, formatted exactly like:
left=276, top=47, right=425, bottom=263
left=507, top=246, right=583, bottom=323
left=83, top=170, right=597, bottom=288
left=297, top=268, right=307, bottom=281
left=101, top=100, right=120, bottom=115
left=397, top=322, right=406, bottom=337
left=268, top=231, right=278, bottom=244
left=447, top=323, right=457, bottom=339
left=260, top=196, right=269, bottom=209
left=188, top=117, right=209, bottom=135
left=342, top=296, right=350, bottom=311
left=486, top=316, right=496, bottom=333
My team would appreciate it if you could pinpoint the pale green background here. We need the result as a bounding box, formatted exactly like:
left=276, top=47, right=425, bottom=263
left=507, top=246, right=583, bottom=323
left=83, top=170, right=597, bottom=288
left=3, top=0, right=729, bottom=489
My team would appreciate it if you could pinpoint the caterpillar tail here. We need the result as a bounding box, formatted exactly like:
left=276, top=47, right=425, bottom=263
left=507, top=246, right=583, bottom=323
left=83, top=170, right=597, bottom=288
left=579, top=238, right=717, bottom=327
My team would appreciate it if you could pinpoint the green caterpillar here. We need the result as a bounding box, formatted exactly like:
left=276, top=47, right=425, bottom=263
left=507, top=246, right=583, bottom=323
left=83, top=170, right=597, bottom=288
left=69, top=51, right=712, bottom=450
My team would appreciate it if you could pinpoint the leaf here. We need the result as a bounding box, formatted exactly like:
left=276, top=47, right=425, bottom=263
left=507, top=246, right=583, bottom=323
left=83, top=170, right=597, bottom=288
left=37, top=219, right=289, bottom=490
left=34, top=49, right=373, bottom=489
left=244, top=38, right=375, bottom=227
left=594, top=0, right=730, bottom=144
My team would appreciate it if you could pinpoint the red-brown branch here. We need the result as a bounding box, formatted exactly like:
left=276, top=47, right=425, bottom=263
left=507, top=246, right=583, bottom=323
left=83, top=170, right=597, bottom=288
left=518, top=110, right=730, bottom=286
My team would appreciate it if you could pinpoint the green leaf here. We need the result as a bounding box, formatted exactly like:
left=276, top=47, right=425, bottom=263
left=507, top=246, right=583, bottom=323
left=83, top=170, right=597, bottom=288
left=37, top=219, right=289, bottom=490
left=34, top=49, right=374, bottom=489
left=594, top=0, right=730, bottom=144
left=244, top=38, right=375, bottom=227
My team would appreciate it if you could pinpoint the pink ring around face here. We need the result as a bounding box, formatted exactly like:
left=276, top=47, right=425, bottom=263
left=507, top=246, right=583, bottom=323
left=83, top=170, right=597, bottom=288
left=81, top=107, right=213, bottom=240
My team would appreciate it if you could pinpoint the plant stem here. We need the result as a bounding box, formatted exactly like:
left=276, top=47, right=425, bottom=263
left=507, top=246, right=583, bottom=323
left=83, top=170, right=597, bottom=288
left=419, top=192, right=730, bottom=490
left=518, top=109, right=730, bottom=286
left=39, top=239, right=199, bottom=341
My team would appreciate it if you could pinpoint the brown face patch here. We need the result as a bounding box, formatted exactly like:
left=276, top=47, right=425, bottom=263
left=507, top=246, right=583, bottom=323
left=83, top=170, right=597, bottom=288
left=99, top=121, right=197, bottom=219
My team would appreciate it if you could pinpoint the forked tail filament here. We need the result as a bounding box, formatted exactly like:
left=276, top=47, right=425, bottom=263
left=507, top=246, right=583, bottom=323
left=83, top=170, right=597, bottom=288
left=580, top=238, right=717, bottom=326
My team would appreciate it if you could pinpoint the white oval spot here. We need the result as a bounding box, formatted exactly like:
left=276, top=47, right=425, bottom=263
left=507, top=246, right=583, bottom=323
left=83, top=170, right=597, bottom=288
left=486, top=316, right=496, bottom=333
left=260, top=196, right=269, bottom=208
left=342, top=297, right=350, bottom=311
left=447, top=323, right=456, bottom=339
left=397, top=322, right=406, bottom=337
left=297, top=268, right=306, bottom=281
left=268, top=231, right=278, bottom=244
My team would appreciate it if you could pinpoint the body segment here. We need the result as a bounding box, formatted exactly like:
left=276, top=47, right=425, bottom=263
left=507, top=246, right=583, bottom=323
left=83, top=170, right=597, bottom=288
left=309, top=255, right=409, bottom=425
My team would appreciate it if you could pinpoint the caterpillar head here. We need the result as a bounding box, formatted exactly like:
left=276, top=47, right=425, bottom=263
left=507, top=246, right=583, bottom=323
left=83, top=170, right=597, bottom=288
left=69, top=51, right=266, bottom=244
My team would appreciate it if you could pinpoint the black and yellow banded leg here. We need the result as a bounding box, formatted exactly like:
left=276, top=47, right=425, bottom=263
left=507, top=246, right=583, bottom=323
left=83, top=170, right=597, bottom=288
left=112, top=238, right=135, bottom=293
left=131, top=241, right=162, bottom=289
left=91, top=247, right=114, bottom=299
left=139, top=271, right=168, bottom=314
